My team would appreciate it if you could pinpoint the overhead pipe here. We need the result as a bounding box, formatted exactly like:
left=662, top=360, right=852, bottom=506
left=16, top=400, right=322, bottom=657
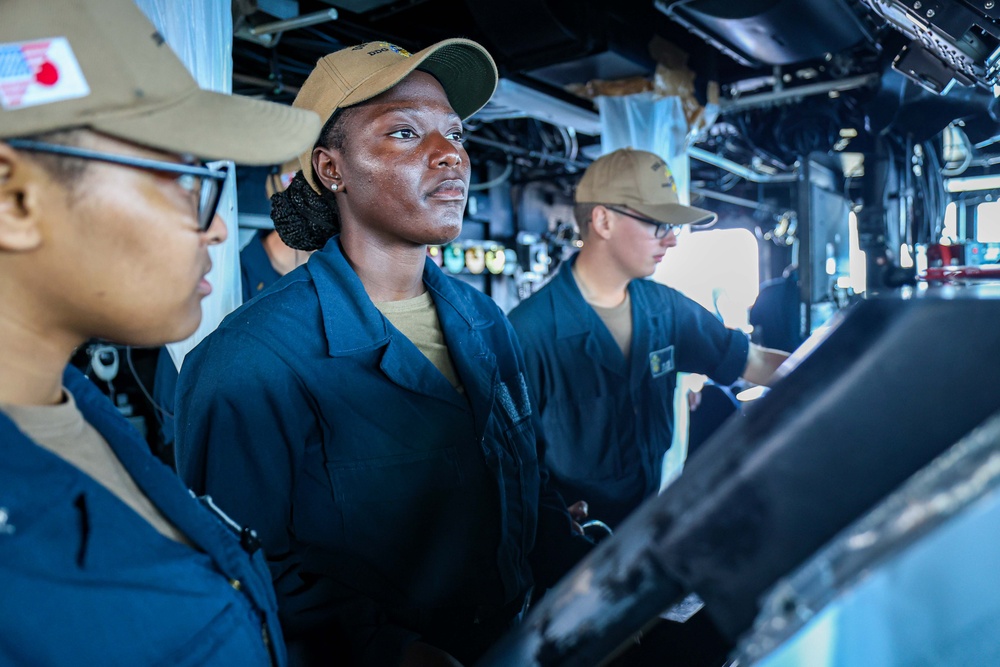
left=691, top=186, right=785, bottom=216
left=235, top=8, right=339, bottom=48
left=248, top=9, right=339, bottom=36
left=464, top=135, right=592, bottom=170
left=719, top=73, right=880, bottom=113
left=689, top=147, right=798, bottom=183
left=232, top=73, right=299, bottom=96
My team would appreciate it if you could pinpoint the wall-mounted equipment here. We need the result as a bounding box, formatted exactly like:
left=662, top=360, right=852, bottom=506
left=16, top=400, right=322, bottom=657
left=862, top=0, right=1000, bottom=93
left=433, top=241, right=516, bottom=276
left=657, top=0, right=868, bottom=67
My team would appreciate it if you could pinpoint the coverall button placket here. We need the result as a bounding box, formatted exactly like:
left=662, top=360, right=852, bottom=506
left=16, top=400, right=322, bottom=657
left=509, top=254, right=751, bottom=528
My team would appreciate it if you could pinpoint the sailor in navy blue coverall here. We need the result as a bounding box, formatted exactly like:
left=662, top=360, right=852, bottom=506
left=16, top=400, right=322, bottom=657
left=0, top=368, right=286, bottom=666
left=509, top=148, right=788, bottom=530
left=0, top=0, right=320, bottom=662
left=240, top=229, right=285, bottom=301
left=176, top=40, right=590, bottom=665
left=176, top=237, right=589, bottom=665
left=509, top=254, right=750, bottom=528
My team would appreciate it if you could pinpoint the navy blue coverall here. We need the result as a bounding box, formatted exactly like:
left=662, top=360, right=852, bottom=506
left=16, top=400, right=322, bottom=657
left=508, top=255, right=750, bottom=528
left=0, top=367, right=286, bottom=666
left=175, top=236, right=589, bottom=666
left=240, top=229, right=283, bottom=302
left=749, top=269, right=804, bottom=353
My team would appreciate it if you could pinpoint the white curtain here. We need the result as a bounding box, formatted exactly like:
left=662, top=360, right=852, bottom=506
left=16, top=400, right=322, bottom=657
left=134, top=0, right=241, bottom=371
left=597, top=92, right=693, bottom=205
left=595, top=91, right=705, bottom=490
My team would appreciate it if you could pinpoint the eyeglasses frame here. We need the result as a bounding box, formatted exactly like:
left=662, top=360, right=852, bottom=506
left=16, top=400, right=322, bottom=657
left=5, top=138, right=228, bottom=232
left=603, top=204, right=684, bottom=239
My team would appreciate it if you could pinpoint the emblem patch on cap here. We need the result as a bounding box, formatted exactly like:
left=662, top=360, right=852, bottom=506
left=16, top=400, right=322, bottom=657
left=649, top=345, right=675, bottom=378
left=364, top=42, right=411, bottom=57
left=650, top=159, right=677, bottom=192
left=0, top=38, right=89, bottom=110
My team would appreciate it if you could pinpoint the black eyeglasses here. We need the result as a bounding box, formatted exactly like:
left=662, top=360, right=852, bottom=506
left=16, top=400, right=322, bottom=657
left=605, top=205, right=684, bottom=239
left=6, top=139, right=228, bottom=232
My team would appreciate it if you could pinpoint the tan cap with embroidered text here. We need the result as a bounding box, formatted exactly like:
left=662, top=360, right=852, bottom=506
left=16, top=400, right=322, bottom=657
left=576, top=148, right=717, bottom=227
left=1, top=0, right=321, bottom=166
left=293, top=39, right=498, bottom=192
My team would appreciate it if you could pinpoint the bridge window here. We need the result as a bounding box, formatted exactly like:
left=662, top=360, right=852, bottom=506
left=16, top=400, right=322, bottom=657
left=653, top=227, right=760, bottom=332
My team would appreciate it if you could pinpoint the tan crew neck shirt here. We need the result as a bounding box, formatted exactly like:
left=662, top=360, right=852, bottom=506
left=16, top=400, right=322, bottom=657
left=590, top=293, right=633, bottom=360
left=572, top=269, right=634, bottom=359
left=375, top=290, right=465, bottom=394
left=2, top=391, right=189, bottom=544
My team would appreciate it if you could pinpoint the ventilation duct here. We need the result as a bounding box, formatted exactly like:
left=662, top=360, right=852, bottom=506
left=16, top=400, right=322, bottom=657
left=656, top=0, right=869, bottom=67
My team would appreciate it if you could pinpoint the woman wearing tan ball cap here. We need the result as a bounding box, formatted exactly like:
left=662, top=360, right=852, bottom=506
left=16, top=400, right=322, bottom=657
left=0, top=0, right=321, bottom=665
left=175, top=37, right=592, bottom=667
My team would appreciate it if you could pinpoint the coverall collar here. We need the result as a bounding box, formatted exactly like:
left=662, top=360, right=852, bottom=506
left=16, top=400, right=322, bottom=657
left=310, top=236, right=491, bottom=358
left=550, top=253, right=630, bottom=377
left=551, top=254, right=592, bottom=339
left=0, top=368, right=275, bottom=614
left=308, top=235, right=496, bottom=416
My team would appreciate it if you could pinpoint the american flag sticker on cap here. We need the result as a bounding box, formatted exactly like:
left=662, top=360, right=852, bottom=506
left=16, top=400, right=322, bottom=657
left=0, top=37, right=89, bottom=110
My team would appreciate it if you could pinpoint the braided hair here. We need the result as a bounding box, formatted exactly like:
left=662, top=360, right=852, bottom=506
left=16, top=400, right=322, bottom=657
left=270, top=107, right=354, bottom=251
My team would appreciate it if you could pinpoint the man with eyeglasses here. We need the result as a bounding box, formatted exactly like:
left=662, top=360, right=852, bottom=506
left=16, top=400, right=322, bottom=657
left=508, top=148, right=788, bottom=531
left=0, top=0, right=320, bottom=664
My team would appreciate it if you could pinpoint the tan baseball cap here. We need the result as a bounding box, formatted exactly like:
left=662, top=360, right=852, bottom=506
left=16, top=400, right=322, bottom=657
left=1, top=0, right=321, bottom=166
left=576, top=148, right=718, bottom=227
left=293, top=38, right=498, bottom=192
